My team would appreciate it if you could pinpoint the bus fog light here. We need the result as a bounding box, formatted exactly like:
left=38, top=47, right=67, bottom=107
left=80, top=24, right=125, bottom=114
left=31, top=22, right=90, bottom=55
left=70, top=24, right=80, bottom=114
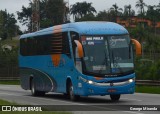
left=129, top=79, right=133, bottom=83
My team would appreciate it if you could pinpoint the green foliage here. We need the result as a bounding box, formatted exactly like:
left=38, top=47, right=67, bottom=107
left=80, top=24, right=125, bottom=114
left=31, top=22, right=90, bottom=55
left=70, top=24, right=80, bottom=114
left=136, top=86, right=160, bottom=94
left=135, top=58, right=160, bottom=80
left=76, top=13, right=97, bottom=22
left=110, top=3, right=123, bottom=17
left=0, top=10, right=21, bottom=40
left=0, top=41, right=18, bottom=67
left=17, top=0, right=69, bottom=31
left=0, top=80, right=20, bottom=85
left=17, top=5, right=32, bottom=31
left=70, top=1, right=96, bottom=21
left=123, top=4, right=135, bottom=17
left=135, top=0, right=146, bottom=17
left=0, top=99, right=18, bottom=105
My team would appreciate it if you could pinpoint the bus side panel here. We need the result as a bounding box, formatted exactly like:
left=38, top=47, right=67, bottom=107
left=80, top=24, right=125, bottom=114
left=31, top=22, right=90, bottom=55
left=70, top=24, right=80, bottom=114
left=20, top=67, right=56, bottom=92
left=51, top=54, right=75, bottom=93
left=19, top=55, right=56, bottom=92
left=20, top=69, right=30, bottom=90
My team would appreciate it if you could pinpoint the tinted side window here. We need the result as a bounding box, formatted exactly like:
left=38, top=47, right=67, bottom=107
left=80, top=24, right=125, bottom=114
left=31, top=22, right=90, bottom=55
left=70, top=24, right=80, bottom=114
left=20, top=32, right=71, bottom=57
left=20, top=35, right=51, bottom=56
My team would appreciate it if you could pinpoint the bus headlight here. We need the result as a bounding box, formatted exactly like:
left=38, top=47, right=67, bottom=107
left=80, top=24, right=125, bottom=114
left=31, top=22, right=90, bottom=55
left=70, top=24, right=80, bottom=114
left=79, top=76, right=94, bottom=84
left=88, top=80, right=94, bottom=84
left=129, top=79, right=134, bottom=83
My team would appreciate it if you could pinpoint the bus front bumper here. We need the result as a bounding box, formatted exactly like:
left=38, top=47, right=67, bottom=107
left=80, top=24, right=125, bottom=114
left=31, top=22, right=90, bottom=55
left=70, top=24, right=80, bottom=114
left=77, top=79, right=135, bottom=96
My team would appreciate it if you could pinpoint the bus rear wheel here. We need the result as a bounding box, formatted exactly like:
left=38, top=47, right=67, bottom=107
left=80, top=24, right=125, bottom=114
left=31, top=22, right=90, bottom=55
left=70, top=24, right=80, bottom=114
left=110, top=94, right=120, bottom=101
left=31, top=79, right=45, bottom=96
left=69, top=83, right=80, bottom=101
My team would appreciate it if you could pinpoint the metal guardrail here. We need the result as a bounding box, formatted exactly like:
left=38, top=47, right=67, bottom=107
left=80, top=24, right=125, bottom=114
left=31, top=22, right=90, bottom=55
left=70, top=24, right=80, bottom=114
left=0, top=77, right=19, bottom=80
left=0, top=66, right=19, bottom=80
left=136, top=80, right=160, bottom=86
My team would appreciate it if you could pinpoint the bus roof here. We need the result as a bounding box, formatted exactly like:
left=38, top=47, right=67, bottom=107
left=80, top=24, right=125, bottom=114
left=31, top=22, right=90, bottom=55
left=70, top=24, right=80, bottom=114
left=20, top=21, right=128, bottom=39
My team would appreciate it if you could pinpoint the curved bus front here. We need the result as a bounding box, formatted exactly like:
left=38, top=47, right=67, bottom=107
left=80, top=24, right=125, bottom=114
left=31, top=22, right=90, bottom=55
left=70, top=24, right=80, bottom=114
left=69, top=34, right=140, bottom=96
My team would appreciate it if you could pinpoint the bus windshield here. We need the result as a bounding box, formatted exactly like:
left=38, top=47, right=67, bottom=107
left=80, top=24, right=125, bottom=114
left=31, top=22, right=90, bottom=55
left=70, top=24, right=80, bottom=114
left=81, top=35, right=134, bottom=76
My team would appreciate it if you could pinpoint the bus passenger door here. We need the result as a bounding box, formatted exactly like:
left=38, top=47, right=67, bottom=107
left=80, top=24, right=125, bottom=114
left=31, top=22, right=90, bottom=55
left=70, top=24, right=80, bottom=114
left=70, top=32, right=83, bottom=73
left=75, top=42, right=82, bottom=73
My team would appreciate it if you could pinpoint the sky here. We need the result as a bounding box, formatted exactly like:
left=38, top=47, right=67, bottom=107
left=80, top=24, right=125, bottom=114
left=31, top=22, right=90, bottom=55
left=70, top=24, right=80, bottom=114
left=0, top=0, right=160, bottom=31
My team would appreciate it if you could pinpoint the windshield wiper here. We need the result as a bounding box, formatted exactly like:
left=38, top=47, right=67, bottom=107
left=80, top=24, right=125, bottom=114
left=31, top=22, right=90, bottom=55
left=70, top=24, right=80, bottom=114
left=111, top=51, right=123, bottom=74
left=98, top=50, right=108, bottom=74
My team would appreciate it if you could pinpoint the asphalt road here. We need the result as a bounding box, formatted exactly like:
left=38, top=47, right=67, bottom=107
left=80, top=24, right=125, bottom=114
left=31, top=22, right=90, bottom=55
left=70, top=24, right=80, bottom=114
left=0, top=84, right=160, bottom=114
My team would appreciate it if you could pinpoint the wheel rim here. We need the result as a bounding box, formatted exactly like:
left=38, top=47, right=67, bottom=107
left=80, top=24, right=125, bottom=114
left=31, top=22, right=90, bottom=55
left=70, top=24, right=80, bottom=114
left=68, top=83, right=80, bottom=101
left=69, top=84, right=74, bottom=99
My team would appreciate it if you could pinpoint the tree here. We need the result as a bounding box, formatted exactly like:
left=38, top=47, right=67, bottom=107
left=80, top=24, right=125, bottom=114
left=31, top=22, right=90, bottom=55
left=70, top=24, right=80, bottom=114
left=146, top=5, right=157, bottom=22
left=17, top=0, right=69, bottom=31
left=124, top=4, right=135, bottom=17
left=45, top=0, right=69, bottom=25
left=76, top=13, right=96, bottom=22
left=6, top=13, right=18, bottom=39
left=17, top=4, right=32, bottom=31
left=157, top=2, right=160, bottom=12
left=96, top=10, right=112, bottom=21
left=123, top=4, right=135, bottom=27
left=156, top=2, right=160, bottom=20
left=0, top=10, right=20, bottom=40
left=96, top=10, right=119, bottom=22
left=135, top=0, right=146, bottom=17
left=70, top=1, right=96, bottom=21
left=110, top=3, right=123, bottom=22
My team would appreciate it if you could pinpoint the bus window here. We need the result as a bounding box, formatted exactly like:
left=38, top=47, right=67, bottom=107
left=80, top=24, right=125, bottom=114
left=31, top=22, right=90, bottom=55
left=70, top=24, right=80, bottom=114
left=20, top=33, right=71, bottom=57
left=62, top=32, right=71, bottom=57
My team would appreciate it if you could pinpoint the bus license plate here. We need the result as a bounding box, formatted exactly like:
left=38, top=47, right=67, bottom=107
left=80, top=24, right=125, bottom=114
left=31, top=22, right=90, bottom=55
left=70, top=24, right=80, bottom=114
left=107, top=89, right=116, bottom=93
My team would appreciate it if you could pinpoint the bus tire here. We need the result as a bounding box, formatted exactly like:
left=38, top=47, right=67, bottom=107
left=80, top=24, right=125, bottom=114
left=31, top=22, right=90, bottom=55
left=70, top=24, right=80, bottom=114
left=110, top=94, right=120, bottom=101
left=69, top=83, right=80, bottom=101
left=31, top=79, right=45, bottom=96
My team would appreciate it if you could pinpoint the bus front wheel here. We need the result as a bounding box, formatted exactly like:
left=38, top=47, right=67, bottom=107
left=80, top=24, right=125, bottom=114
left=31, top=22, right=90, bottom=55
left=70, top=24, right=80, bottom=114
left=31, top=79, right=45, bottom=96
left=69, top=83, right=80, bottom=101
left=110, top=94, right=120, bottom=101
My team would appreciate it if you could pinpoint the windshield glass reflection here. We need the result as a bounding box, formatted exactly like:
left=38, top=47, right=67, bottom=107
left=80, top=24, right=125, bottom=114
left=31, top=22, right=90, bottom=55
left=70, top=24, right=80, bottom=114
left=81, top=35, right=134, bottom=76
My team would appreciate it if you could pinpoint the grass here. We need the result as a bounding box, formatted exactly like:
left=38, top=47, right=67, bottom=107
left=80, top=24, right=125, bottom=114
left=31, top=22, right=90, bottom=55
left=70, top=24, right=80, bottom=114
left=0, top=99, right=18, bottom=105
left=0, top=99, right=72, bottom=114
left=1, top=38, right=19, bottom=47
left=0, top=80, right=20, bottom=85
left=136, top=85, right=160, bottom=94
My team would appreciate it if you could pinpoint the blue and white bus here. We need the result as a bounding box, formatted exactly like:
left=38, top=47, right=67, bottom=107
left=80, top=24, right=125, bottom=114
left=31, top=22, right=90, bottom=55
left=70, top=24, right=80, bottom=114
left=19, top=21, right=141, bottom=101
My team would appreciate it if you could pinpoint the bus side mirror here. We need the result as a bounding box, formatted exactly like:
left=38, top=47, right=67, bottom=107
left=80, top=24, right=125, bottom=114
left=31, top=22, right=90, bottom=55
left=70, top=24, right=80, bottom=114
left=74, top=40, right=84, bottom=58
left=131, top=39, right=142, bottom=56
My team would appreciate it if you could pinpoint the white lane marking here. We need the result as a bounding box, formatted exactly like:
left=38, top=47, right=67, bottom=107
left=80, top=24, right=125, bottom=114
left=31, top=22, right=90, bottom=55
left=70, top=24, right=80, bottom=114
left=123, top=111, right=144, bottom=114
left=121, top=98, right=142, bottom=102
